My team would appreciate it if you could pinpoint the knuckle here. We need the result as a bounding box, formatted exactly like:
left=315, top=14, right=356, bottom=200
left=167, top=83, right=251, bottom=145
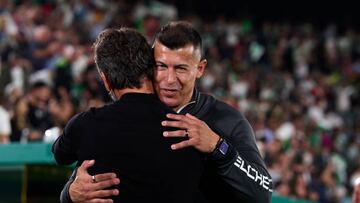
left=109, top=179, right=116, bottom=185
left=104, top=174, right=113, bottom=179
left=105, top=190, right=113, bottom=195
left=99, top=190, right=108, bottom=196
left=99, top=181, right=108, bottom=188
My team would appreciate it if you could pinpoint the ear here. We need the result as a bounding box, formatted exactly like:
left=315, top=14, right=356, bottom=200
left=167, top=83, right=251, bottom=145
left=196, top=59, right=207, bottom=78
left=99, top=71, right=112, bottom=91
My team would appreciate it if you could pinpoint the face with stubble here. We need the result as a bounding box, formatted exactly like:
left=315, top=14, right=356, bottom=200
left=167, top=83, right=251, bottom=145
left=153, top=41, right=207, bottom=111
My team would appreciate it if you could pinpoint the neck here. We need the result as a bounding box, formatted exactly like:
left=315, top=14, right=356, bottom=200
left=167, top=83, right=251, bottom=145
left=111, top=78, right=154, bottom=100
left=172, top=88, right=196, bottom=112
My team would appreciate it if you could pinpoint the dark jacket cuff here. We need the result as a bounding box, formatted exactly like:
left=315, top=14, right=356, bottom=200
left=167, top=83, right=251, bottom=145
left=211, top=140, right=237, bottom=167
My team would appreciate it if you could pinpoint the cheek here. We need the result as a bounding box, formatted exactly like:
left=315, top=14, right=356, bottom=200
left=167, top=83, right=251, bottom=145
left=154, top=71, right=165, bottom=83
left=154, top=75, right=160, bottom=84
left=179, top=75, right=195, bottom=87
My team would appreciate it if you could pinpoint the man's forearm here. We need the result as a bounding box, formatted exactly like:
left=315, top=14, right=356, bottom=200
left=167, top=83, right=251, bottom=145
left=211, top=144, right=272, bottom=203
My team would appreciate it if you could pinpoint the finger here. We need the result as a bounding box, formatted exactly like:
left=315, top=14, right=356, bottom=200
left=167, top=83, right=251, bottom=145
left=185, top=113, right=199, bottom=120
left=89, top=188, right=119, bottom=199
left=93, top=178, right=120, bottom=191
left=94, top=173, right=117, bottom=182
left=171, top=140, right=192, bottom=150
left=166, top=113, right=186, bottom=121
left=87, top=198, right=114, bottom=203
left=161, top=120, right=187, bottom=129
left=78, top=160, right=95, bottom=174
left=163, top=130, right=187, bottom=137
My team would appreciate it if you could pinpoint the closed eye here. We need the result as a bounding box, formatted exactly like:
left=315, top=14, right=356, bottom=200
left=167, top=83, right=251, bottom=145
left=175, top=65, right=188, bottom=72
left=156, top=63, right=167, bottom=70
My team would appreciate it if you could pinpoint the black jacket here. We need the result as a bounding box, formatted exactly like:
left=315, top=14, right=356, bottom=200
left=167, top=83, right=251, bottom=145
left=183, top=89, right=273, bottom=203
left=53, top=93, right=205, bottom=203
left=59, top=90, right=272, bottom=203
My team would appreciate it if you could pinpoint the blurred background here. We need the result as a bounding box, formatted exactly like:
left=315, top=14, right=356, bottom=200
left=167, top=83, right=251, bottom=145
left=1, top=0, right=360, bottom=202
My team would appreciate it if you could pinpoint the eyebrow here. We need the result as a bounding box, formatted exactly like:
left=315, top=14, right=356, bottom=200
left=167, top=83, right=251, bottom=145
left=155, top=61, right=189, bottom=67
left=174, top=64, right=189, bottom=67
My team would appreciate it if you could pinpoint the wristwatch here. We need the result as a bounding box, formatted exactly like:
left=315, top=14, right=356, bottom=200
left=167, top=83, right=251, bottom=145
left=214, top=137, right=229, bottom=155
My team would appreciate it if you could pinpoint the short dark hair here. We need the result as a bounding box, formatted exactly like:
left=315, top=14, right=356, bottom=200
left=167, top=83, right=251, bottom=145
left=94, top=28, right=154, bottom=89
left=155, top=21, right=203, bottom=57
left=30, top=81, right=49, bottom=91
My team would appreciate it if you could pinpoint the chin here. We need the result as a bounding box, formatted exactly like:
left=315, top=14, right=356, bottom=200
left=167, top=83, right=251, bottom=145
left=160, top=97, right=178, bottom=108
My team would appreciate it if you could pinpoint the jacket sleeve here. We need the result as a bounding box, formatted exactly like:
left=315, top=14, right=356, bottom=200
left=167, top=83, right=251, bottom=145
left=209, top=105, right=272, bottom=203
left=52, top=113, right=83, bottom=165
left=60, top=168, right=77, bottom=203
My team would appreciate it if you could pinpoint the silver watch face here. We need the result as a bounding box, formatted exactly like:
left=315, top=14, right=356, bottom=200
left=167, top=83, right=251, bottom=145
left=219, top=140, right=228, bottom=155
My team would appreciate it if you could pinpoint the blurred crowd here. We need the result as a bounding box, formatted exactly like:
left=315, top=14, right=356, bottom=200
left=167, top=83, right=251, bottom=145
left=1, top=0, right=360, bottom=202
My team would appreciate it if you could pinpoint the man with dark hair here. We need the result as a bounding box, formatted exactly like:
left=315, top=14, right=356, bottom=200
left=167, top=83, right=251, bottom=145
left=27, top=81, right=53, bottom=140
left=52, top=27, right=205, bottom=203
left=61, top=21, right=272, bottom=203
left=154, top=21, right=272, bottom=203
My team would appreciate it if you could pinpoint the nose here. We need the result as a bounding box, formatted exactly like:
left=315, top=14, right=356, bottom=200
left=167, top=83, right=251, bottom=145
left=166, top=68, right=177, bottom=84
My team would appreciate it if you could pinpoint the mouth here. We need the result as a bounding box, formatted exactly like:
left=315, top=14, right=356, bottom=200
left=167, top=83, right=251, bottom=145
left=160, top=88, right=179, bottom=97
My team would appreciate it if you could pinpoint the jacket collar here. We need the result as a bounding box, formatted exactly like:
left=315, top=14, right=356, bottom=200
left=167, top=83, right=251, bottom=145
left=177, top=88, right=201, bottom=114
